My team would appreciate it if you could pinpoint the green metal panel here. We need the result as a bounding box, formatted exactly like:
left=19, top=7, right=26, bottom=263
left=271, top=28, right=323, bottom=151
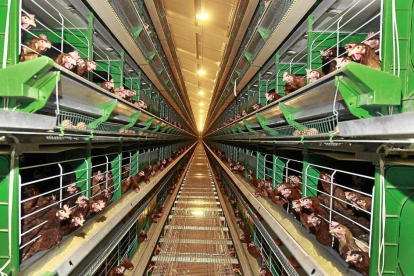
left=382, top=0, right=414, bottom=113
left=0, top=155, right=19, bottom=275
left=0, top=0, right=19, bottom=67
left=257, top=152, right=265, bottom=180
left=273, top=154, right=285, bottom=187
left=256, top=114, right=278, bottom=136
left=302, top=149, right=319, bottom=197
left=110, top=150, right=122, bottom=201
left=370, top=166, right=414, bottom=276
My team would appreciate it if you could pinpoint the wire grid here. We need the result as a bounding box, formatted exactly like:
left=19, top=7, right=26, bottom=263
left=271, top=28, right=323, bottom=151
left=152, top=147, right=236, bottom=275
left=271, top=114, right=338, bottom=137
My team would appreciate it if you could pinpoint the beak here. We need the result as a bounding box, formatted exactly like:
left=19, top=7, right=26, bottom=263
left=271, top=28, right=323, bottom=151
left=31, top=21, right=37, bottom=27
left=345, top=256, right=352, bottom=262
left=347, top=49, right=354, bottom=56
left=71, top=59, right=77, bottom=65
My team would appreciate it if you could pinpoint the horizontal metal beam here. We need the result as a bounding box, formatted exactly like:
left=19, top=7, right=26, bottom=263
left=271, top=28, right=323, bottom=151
left=164, top=225, right=228, bottom=231
left=151, top=256, right=238, bottom=264
left=159, top=238, right=232, bottom=245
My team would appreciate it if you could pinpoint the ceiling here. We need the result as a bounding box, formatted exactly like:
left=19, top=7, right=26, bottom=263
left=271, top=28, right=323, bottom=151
left=162, top=0, right=240, bottom=131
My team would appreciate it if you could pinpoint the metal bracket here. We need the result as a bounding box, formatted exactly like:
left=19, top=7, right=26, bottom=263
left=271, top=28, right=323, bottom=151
left=257, top=27, right=269, bottom=41
left=152, top=122, right=162, bottom=132
left=235, top=123, right=243, bottom=133
left=139, top=117, right=155, bottom=132
left=147, top=52, right=156, bottom=62
left=279, top=103, right=308, bottom=131
left=244, top=52, right=253, bottom=65
left=0, top=57, right=61, bottom=113
left=255, top=114, right=278, bottom=136
left=336, top=63, right=402, bottom=119
left=87, top=100, right=118, bottom=130
left=159, top=125, right=168, bottom=133
left=121, top=111, right=141, bottom=131
left=132, top=26, right=143, bottom=40
left=243, top=120, right=257, bottom=134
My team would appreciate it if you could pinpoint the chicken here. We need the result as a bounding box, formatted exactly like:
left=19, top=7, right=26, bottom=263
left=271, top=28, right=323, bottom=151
left=345, top=251, right=370, bottom=276
left=347, top=43, right=381, bottom=70
left=91, top=170, right=105, bottom=196
left=87, top=199, right=106, bottom=217
left=247, top=242, right=262, bottom=260
left=75, top=196, right=90, bottom=218
left=288, top=256, right=301, bottom=268
left=239, top=234, right=253, bottom=244
left=363, top=32, right=380, bottom=51
left=292, top=200, right=314, bottom=233
left=330, top=222, right=368, bottom=260
left=130, top=176, right=140, bottom=193
left=306, top=69, right=325, bottom=83
left=21, top=13, right=36, bottom=30
left=121, top=176, right=131, bottom=193
left=55, top=51, right=77, bottom=70
left=134, top=170, right=144, bottom=183
left=287, top=175, right=303, bottom=190
left=20, top=34, right=52, bottom=62
left=21, top=205, right=71, bottom=262
left=108, top=258, right=134, bottom=276
left=307, top=213, right=332, bottom=246
left=283, top=72, right=306, bottom=94
left=63, top=183, right=81, bottom=208
left=334, top=57, right=353, bottom=70
left=265, top=91, right=282, bottom=103
left=320, top=47, right=346, bottom=74
left=252, top=104, right=263, bottom=110
left=61, top=208, right=86, bottom=235
left=101, top=79, right=114, bottom=92
left=22, top=185, right=40, bottom=214
left=319, top=172, right=351, bottom=215
left=258, top=267, right=272, bottom=276
left=138, top=229, right=148, bottom=243
left=280, top=187, right=301, bottom=202
left=74, top=57, right=96, bottom=77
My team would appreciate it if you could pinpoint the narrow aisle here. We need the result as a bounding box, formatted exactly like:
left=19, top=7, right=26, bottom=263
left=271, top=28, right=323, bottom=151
left=151, top=144, right=238, bottom=275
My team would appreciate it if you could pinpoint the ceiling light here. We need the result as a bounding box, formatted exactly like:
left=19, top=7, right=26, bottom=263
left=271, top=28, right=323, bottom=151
left=199, top=102, right=204, bottom=106
left=105, top=47, right=114, bottom=52
left=128, top=69, right=134, bottom=73
left=198, top=91, right=204, bottom=95
left=196, top=13, right=209, bottom=20
left=198, top=69, right=205, bottom=75
left=287, top=50, right=297, bottom=55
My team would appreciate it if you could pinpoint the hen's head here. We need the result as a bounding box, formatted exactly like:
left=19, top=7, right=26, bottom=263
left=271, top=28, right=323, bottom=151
left=56, top=204, right=71, bottom=220
left=364, top=32, right=380, bottom=49
left=34, top=34, right=52, bottom=51
left=291, top=200, right=301, bottom=212
left=22, top=13, right=36, bottom=30
left=334, top=57, right=352, bottom=69
left=60, top=53, right=77, bottom=69
left=67, top=183, right=78, bottom=194
left=299, top=197, right=312, bottom=209
left=348, top=43, right=368, bottom=61
left=86, top=60, right=97, bottom=71
left=283, top=72, right=293, bottom=83
left=71, top=213, right=85, bottom=227
left=76, top=196, right=89, bottom=207
left=345, top=251, right=364, bottom=263
left=329, top=221, right=347, bottom=238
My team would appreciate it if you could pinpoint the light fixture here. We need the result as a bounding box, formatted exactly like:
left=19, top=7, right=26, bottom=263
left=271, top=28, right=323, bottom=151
left=196, top=13, right=209, bottom=20
left=287, top=50, right=297, bottom=55
left=105, top=47, right=114, bottom=52
left=198, top=91, right=204, bottom=95
left=199, top=102, right=204, bottom=106
left=192, top=211, right=203, bottom=216
left=198, top=69, right=205, bottom=75
left=128, top=69, right=134, bottom=73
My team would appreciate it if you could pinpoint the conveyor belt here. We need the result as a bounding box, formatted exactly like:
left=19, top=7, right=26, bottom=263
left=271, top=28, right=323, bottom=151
left=151, top=145, right=238, bottom=275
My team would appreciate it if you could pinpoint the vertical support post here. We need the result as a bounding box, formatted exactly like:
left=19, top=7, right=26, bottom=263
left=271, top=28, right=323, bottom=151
left=120, top=50, right=125, bottom=87
left=1, top=0, right=20, bottom=68
left=306, top=15, right=314, bottom=85
left=86, top=141, right=92, bottom=198
left=87, top=12, right=95, bottom=81
left=302, top=145, right=318, bottom=197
